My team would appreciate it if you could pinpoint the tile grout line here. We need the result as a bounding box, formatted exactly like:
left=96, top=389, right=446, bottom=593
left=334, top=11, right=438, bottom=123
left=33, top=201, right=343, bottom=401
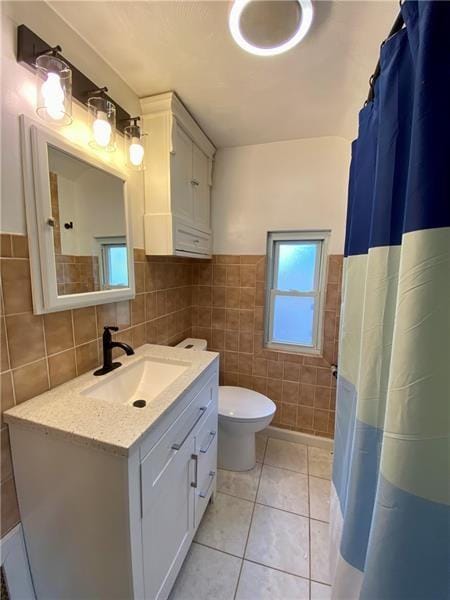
left=232, top=435, right=267, bottom=600
left=216, top=489, right=330, bottom=526
left=263, top=458, right=332, bottom=482
left=307, top=444, right=312, bottom=600
left=1, top=309, right=16, bottom=405
left=70, top=309, right=78, bottom=377
left=196, top=539, right=314, bottom=585
left=40, top=313, right=51, bottom=391
left=244, top=556, right=314, bottom=586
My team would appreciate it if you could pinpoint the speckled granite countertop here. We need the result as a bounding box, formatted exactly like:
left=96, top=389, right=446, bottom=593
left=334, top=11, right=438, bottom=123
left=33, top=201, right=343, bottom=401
left=4, top=344, right=219, bottom=456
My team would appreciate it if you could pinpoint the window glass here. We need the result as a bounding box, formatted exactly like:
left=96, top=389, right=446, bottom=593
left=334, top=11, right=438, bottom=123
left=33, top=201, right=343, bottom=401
left=107, top=246, right=128, bottom=287
left=273, top=295, right=315, bottom=346
left=265, top=231, right=329, bottom=353
left=276, top=242, right=317, bottom=291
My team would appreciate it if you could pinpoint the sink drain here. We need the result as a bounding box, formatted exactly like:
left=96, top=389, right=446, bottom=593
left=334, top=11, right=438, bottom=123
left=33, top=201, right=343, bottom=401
left=133, top=399, right=146, bottom=408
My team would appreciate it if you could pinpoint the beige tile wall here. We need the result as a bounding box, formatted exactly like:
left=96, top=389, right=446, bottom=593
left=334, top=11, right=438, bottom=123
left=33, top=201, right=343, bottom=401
left=0, top=234, right=342, bottom=538
left=191, top=254, right=342, bottom=438
left=0, top=234, right=194, bottom=537
left=56, top=254, right=100, bottom=295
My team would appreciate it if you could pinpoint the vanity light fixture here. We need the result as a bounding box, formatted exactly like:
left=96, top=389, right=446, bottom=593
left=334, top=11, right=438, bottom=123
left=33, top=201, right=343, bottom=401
left=35, top=46, right=72, bottom=125
left=124, top=117, right=147, bottom=170
left=229, top=0, right=313, bottom=57
left=87, top=88, right=116, bottom=152
left=17, top=25, right=132, bottom=134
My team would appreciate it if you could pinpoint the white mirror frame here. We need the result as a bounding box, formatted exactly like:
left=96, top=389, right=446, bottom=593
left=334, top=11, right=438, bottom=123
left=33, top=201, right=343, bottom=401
left=20, top=114, right=135, bottom=314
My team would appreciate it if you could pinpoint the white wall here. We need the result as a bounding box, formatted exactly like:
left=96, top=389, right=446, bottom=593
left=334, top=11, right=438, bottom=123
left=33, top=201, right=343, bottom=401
left=1, top=2, right=351, bottom=256
left=57, top=176, right=78, bottom=256
left=212, top=137, right=351, bottom=255
left=75, top=169, right=126, bottom=255
left=0, top=2, right=145, bottom=248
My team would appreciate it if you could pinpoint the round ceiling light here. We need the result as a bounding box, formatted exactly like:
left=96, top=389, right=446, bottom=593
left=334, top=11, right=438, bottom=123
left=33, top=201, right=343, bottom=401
left=229, top=0, right=313, bottom=56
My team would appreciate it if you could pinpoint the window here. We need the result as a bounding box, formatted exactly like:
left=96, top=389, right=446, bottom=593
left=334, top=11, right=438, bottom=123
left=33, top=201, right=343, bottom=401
left=264, top=230, right=329, bottom=354
left=97, top=237, right=129, bottom=289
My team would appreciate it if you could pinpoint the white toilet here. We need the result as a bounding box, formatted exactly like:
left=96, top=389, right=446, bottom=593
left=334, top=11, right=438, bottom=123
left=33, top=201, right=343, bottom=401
left=176, top=338, right=276, bottom=472
left=218, top=386, right=275, bottom=471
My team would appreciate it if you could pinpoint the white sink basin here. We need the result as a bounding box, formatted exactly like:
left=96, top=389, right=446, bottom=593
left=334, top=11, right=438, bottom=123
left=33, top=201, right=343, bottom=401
left=82, top=357, right=190, bottom=407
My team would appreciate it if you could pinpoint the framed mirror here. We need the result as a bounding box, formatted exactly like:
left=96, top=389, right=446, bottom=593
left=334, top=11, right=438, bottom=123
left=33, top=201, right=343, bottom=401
left=20, top=115, right=135, bottom=314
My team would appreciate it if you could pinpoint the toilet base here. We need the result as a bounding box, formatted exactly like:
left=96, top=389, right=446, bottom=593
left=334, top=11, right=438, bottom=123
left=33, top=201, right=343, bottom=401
left=218, top=424, right=256, bottom=471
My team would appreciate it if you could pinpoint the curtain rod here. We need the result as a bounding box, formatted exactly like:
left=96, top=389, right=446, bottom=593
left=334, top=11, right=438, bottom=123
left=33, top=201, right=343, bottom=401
left=365, top=10, right=405, bottom=104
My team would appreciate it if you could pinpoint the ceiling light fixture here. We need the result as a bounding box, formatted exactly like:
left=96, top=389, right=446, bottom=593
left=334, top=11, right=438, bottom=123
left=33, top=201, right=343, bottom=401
left=229, top=0, right=313, bottom=57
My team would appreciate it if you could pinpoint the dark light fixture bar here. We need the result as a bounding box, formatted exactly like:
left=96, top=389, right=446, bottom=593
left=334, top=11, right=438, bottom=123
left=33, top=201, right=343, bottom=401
left=17, top=24, right=131, bottom=133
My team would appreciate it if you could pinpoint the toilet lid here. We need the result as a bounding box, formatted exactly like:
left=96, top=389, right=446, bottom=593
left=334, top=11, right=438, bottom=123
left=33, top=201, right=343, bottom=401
left=219, top=386, right=276, bottom=422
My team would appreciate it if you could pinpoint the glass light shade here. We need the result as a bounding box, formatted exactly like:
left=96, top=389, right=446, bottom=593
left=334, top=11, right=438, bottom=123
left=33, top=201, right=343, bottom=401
left=87, top=96, right=116, bottom=152
left=124, top=123, right=147, bottom=170
left=35, top=54, right=72, bottom=125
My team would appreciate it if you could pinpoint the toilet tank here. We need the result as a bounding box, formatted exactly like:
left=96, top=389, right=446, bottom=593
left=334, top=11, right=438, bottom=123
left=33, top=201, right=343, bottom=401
left=176, top=338, right=207, bottom=351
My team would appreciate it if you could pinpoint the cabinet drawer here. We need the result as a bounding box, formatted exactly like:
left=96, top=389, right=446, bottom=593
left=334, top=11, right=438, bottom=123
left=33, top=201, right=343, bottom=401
left=194, top=407, right=218, bottom=527
left=141, top=377, right=215, bottom=490
left=195, top=469, right=216, bottom=528
left=174, top=221, right=211, bottom=257
left=196, top=408, right=218, bottom=467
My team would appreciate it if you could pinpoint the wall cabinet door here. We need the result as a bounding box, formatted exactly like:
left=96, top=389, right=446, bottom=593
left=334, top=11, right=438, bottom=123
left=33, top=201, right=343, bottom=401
left=141, top=433, right=195, bottom=599
left=171, top=124, right=194, bottom=224
left=192, top=144, right=211, bottom=233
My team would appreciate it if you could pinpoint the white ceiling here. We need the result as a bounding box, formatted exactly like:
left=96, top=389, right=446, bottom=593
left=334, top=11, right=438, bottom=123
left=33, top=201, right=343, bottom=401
left=48, top=0, right=398, bottom=147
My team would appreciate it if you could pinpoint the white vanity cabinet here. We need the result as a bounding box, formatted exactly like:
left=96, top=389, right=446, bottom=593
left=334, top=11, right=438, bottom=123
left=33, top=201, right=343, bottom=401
left=141, top=375, right=218, bottom=599
left=7, top=352, right=218, bottom=600
left=140, top=92, right=215, bottom=258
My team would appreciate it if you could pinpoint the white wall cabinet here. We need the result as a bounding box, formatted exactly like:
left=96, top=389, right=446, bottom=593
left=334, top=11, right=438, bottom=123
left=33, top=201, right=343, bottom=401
left=9, top=363, right=218, bottom=600
left=171, top=124, right=194, bottom=224
left=192, top=143, right=211, bottom=232
left=140, top=92, right=215, bottom=258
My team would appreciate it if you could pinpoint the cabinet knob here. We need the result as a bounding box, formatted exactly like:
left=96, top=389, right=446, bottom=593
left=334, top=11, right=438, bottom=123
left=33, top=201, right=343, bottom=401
left=191, top=179, right=200, bottom=186
left=47, top=217, right=56, bottom=227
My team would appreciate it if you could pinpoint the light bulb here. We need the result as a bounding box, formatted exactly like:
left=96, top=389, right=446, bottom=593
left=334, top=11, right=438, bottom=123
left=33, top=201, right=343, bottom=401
left=41, top=72, right=65, bottom=120
left=92, top=110, right=112, bottom=147
left=129, top=137, right=144, bottom=166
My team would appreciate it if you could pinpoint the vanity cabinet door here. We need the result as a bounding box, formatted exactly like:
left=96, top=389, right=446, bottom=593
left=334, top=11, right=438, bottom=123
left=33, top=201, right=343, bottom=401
left=141, top=431, right=195, bottom=600
left=192, top=143, right=211, bottom=233
left=171, top=124, right=194, bottom=225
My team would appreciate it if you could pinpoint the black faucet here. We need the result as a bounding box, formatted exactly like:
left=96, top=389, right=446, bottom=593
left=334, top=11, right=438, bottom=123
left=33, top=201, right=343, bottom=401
left=94, top=326, right=134, bottom=376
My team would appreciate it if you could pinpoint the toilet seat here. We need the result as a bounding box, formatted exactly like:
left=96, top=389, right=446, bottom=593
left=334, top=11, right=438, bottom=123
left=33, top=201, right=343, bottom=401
left=219, top=386, right=276, bottom=423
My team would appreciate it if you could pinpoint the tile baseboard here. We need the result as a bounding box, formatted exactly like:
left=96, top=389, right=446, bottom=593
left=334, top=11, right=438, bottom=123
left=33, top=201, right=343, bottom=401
left=263, top=426, right=334, bottom=451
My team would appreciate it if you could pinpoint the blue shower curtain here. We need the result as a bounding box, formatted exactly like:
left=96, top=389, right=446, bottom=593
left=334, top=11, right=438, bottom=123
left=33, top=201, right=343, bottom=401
left=330, top=1, right=450, bottom=598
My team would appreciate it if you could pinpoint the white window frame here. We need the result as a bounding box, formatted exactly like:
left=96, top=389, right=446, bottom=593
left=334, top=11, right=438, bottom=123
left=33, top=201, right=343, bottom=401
left=96, top=236, right=128, bottom=290
left=264, top=230, right=330, bottom=355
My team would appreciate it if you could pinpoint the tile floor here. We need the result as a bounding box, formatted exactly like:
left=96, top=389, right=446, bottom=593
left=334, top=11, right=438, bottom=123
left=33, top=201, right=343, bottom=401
left=169, top=435, right=333, bottom=600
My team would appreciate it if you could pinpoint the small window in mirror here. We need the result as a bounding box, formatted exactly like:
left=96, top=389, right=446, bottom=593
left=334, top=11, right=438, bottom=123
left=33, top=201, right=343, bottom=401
left=98, top=239, right=128, bottom=289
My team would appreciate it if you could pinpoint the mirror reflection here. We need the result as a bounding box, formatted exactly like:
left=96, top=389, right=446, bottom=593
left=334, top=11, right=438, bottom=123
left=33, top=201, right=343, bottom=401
left=47, top=145, right=129, bottom=295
